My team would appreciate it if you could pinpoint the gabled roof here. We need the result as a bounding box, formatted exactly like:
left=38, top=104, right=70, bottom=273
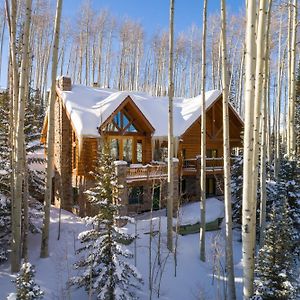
left=57, top=84, right=227, bottom=138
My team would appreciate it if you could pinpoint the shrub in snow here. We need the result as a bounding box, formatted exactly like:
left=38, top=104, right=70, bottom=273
left=69, top=144, right=142, bottom=299
left=254, top=198, right=297, bottom=300
left=15, top=262, right=44, bottom=299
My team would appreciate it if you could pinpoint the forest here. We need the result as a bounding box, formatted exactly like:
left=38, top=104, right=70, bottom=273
left=0, top=0, right=299, bottom=299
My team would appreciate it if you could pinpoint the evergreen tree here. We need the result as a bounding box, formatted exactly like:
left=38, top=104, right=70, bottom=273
left=69, top=144, right=142, bottom=299
left=25, top=88, right=45, bottom=202
left=15, top=262, right=44, bottom=299
left=295, top=62, right=300, bottom=158
left=277, top=158, right=300, bottom=252
left=254, top=198, right=297, bottom=299
left=0, top=90, right=11, bottom=262
left=231, top=153, right=243, bottom=225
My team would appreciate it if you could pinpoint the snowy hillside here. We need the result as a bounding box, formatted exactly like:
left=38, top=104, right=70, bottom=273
left=0, top=198, right=244, bottom=300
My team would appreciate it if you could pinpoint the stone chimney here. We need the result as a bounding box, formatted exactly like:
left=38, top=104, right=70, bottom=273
left=57, top=76, right=72, bottom=91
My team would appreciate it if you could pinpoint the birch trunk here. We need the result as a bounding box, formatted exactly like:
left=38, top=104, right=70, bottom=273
left=11, top=0, right=32, bottom=273
left=199, top=0, right=207, bottom=262
left=259, top=0, right=272, bottom=248
left=167, top=0, right=175, bottom=252
left=287, top=0, right=297, bottom=158
left=220, top=1, right=236, bottom=298
left=274, top=13, right=283, bottom=178
left=40, top=0, right=63, bottom=258
left=241, top=0, right=257, bottom=298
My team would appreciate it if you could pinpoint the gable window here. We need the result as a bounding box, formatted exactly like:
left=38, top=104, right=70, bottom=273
left=105, top=111, right=139, bottom=134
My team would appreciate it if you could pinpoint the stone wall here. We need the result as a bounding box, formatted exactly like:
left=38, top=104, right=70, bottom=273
left=53, top=99, right=73, bottom=211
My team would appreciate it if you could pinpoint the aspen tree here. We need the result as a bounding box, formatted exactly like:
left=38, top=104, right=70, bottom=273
left=274, top=12, right=283, bottom=178
left=199, top=0, right=207, bottom=262
left=40, top=0, right=63, bottom=258
left=220, top=0, right=236, bottom=298
left=0, top=11, right=5, bottom=82
left=167, top=0, right=175, bottom=252
left=12, top=0, right=32, bottom=273
left=259, top=0, right=272, bottom=248
left=241, top=0, right=257, bottom=298
left=287, top=0, right=298, bottom=158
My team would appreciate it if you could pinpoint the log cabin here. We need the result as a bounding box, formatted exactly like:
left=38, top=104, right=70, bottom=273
left=41, top=76, right=243, bottom=216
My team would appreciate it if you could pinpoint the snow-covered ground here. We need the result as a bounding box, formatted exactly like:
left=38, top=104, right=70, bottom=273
left=0, top=198, right=244, bottom=300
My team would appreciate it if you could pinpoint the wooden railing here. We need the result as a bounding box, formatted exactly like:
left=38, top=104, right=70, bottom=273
left=182, top=157, right=236, bottom=175
left=126, top=164, right=168, bottom=182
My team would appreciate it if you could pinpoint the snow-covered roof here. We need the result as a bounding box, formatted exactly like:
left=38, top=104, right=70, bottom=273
left=58, top=84, right=222, bottom=138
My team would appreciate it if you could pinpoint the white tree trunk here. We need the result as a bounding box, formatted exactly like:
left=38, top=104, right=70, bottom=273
left=40, top=0, right=63, bottom=258
left=241, top=0, right=257, bottom=298
left=11, top=0, right=32, bottom=273
left=274, top=13, right=283, bottom=178
left=220, top=1, right=236, bottom=298
left=287, top=0, right=297, bottom=158
left=259, top=0, right=273, bottom=248
left=199, top=0, right=207, bottom=262
left=167, top=0, right=175, bottom=252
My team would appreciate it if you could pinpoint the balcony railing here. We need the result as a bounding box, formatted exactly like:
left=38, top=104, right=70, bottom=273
left=182, top=157, right=235, bottom=175
left=126, top=163, right=168, bottom=182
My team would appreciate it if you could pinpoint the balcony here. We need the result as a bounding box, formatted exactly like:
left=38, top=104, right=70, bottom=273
left=182, top=157, right=229, bottom=176
left=126, top=163, right=168, bottom=183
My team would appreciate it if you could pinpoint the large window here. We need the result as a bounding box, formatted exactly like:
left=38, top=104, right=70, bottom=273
left=102, top=108, right=148, bottom=163
left=108, top=137, right=144, bottom=163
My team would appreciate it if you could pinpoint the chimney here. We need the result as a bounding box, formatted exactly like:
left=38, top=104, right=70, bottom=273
left=57, top=76, right=72, bottom=91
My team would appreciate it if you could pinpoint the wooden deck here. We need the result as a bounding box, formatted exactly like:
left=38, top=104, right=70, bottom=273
left=125, top=157, right=234, bottom=182
left=181, top=157, right=226, bottom=176
left=126, top=164, right=168, bottom=183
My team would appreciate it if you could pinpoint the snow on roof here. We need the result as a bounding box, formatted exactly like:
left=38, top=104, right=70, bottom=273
left=59, top=84, right=222, bottom=138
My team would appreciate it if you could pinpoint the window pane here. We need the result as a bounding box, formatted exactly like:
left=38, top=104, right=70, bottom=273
left=114, top=112, right=121, bottom=127
left=110, top=139, right=119, bottom=160
left=123, top=138, right=132, bottom=163
left=137, top=140, right=143, bottom=163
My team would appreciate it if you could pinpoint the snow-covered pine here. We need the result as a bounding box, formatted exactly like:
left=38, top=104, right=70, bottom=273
left=25, top=88, right=45, bottom=202
left=277, top=158, right=300, bottom=251
left=295, top=62, right=300, bottom=158
left=231, top=153, right=243, bottom=225
left=69, top=144, right=142, bottom=299
left=15, top=262, right=44, bottom=299
left=254, top=198, right=297, bottom=299
left=0, top=91, right=11, bottom=262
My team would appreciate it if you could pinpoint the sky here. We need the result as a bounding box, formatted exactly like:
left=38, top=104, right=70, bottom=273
left=62, top=0, right=243, bottom=34
left=0, top=0, right=244, bottom=88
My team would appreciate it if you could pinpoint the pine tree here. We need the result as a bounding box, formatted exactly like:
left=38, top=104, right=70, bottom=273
left=69, top=144, right=142, bottom=299
left=254, top=198, right=297, bottom=299
left=25, top=88, right=45, bottom=201
left=277, top=158, right=300, bottom=251
left=295, top=63, right=300, bottom=158
left=0, top=90, right=11, bottom=262
left=15, top=262, right=44, bottom=299
left=231, top=153, right=243, bottom=225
